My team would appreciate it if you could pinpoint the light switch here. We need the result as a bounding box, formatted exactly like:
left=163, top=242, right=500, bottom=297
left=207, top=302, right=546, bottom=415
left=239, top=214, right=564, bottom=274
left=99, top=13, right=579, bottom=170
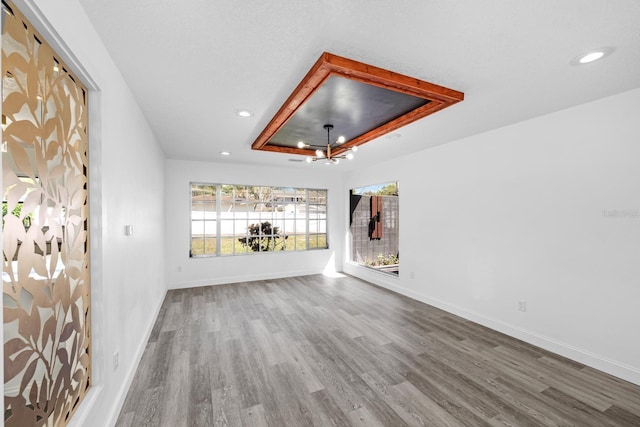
left=124, top=225, right=134, bottom=236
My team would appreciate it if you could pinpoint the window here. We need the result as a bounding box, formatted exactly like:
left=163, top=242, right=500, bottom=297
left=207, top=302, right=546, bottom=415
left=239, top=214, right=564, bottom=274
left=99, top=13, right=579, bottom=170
left=349, top=182, right=399, bottom=274
left=191, top=184, right=328, bottom=256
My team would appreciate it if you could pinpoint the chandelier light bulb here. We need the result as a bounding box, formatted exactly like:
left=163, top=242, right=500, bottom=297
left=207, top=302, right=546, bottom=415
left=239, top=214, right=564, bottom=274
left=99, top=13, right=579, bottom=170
left=315, top=149, right=324, bottom=158
left=297, top=141, right=306, bottom=148
left=346, top=153, right=354, bottom=160
left=305, top=156, right=312, bottom=163
left=351, top=146, right=358, bottom=152
left=337, top=136, right=346, bottom=144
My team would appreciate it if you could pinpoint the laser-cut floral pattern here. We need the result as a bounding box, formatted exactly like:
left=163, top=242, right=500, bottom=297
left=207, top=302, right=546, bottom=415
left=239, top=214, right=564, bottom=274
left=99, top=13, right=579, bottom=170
left=2, top=2, right=91, bottom=426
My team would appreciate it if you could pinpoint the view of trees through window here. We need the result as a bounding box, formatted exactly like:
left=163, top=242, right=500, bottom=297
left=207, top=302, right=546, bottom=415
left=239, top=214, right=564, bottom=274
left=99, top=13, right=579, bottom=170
left=350, top=182, right=399, bottom=274
left=191, top=184, right=328, bottom=256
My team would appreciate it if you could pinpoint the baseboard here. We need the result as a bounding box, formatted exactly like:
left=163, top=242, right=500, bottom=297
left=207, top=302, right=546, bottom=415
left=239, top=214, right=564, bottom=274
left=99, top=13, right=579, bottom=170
left=67, top=385, right=103, bottom=427
left=104, top=289, right=167, bottom=427
left=346, top=268, right=640, bottom=387
left=168, top=269, right=322, bottom=289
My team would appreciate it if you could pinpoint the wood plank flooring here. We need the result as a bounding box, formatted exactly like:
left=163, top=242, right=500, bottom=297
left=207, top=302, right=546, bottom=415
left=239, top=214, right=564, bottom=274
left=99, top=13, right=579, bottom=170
left=116, top=274, right=640, bottom=426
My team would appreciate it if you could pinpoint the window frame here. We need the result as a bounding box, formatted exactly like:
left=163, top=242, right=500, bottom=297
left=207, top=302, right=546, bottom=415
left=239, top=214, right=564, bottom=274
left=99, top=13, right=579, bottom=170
left=190, top=182, right=329, bottom=257
left=349, top=181, right=399, bottom=275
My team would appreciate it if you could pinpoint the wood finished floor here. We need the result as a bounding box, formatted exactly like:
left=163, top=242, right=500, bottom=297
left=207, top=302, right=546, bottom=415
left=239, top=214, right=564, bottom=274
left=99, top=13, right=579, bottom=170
left=116, top=274, right=640, bottom=426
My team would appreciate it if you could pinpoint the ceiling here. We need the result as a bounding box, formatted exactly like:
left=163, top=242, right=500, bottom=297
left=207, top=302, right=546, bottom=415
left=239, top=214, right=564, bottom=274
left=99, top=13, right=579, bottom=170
left=77, top=0, right=640, bottom=171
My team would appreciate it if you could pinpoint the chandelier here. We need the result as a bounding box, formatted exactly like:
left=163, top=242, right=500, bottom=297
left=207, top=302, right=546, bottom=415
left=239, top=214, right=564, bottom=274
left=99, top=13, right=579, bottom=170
left=298, top=124, right=357, bottom=164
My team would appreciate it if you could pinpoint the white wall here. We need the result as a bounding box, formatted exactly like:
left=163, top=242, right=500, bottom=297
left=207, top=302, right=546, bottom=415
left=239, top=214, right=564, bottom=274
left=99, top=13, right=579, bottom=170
left=7, top=1, right=168, bottom=426
left=165, top=159, right=344, bottom=289
left=344, top=88, right=640, bottom=386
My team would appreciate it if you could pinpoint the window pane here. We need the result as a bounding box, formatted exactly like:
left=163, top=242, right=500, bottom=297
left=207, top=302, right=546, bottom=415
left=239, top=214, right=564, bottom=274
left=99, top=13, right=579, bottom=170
left=191, top=235, right=204, bottom=256
left=192, top=185, right=215, bottom=199
left=219, top=238, right=232, bottom=255
left=296, top=217, right=307, bottom=235
left=308, top=206, right=318, bottom=220
left=220, top=220, right=234, bottom=255
left=234, top=185, right=246, bottom=200
left=308, top=234, right=318, bottom=249
left=237, top=231, right=250, bottom=254
left=296, top=233, right=307, bottom=250
left=202, top=237, right=217, bottom=255
left=309, top=233, right=327, bottom=249
left=203, top=201, right=216, bottom=214
left=204, top=220, right=216, bottom=236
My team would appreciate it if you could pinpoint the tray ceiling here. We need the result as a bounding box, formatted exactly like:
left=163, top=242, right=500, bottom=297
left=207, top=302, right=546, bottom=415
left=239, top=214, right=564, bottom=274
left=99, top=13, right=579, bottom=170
left=252, top=52, right=464, bottom=158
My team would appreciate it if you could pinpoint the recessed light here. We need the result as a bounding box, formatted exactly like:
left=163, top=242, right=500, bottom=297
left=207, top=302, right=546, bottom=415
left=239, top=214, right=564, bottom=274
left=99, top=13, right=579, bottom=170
left=580, top=52, right=604, bottom=63
left=220, top=151, right=231, bottom=156
left=234, top=109, right=253, bottom=117
left=572, top=47, right=613, bottom=65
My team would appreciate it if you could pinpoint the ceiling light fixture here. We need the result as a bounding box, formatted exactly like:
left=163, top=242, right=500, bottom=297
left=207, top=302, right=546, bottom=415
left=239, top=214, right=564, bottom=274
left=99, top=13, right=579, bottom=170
left=580, top=51, right=604, bottom=63
left=234, top=109, right=253, bottom=117
left=304, top=124, right=356, bottom=165
left=220, top=151, right=231, bottom=156
left=572, top=47, right=613, bottom=65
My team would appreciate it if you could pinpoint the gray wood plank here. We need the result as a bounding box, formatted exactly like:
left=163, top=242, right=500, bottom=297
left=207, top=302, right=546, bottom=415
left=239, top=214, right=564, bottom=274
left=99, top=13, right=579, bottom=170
left=116, top=274, right=640, bottom=427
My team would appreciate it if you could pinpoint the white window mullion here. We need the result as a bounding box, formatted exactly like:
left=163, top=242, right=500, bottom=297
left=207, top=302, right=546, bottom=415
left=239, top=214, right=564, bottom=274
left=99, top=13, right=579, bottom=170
left=216, top=184, right=221, bottom=256
left=305, top=189, right=310, bottom=250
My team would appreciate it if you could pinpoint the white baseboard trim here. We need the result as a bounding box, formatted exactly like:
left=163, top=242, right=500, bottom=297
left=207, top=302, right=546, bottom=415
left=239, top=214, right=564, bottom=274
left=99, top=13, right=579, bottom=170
left=104, top=290, right=167, bottom=427
left=67, top=385, right=103, bottom=427
left=168, top=269, right=322, bottom=290
left=346, top=268, right=640, bottom=387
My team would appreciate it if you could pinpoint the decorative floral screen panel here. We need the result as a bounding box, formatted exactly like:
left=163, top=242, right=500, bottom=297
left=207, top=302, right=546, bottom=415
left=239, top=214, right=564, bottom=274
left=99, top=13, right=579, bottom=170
left=2, top=1, right=91, bottom=425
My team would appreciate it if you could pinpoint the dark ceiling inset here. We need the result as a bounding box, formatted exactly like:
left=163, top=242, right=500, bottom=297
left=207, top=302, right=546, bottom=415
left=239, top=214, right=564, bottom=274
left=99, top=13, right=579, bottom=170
left=252, top=52, right=464, bottom=157
left=269, top=75, right=430, bottom=149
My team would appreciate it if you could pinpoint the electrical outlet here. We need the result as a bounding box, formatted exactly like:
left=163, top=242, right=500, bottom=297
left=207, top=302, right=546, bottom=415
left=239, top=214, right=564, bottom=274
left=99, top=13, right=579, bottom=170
left=518, top=301, right=527, bottom=312
left=113, top=351, right=119, bottom=370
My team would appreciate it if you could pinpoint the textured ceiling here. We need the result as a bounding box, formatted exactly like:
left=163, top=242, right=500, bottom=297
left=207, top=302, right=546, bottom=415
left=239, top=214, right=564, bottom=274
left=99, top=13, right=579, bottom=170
left=78, top=0, right=640, bottom=170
